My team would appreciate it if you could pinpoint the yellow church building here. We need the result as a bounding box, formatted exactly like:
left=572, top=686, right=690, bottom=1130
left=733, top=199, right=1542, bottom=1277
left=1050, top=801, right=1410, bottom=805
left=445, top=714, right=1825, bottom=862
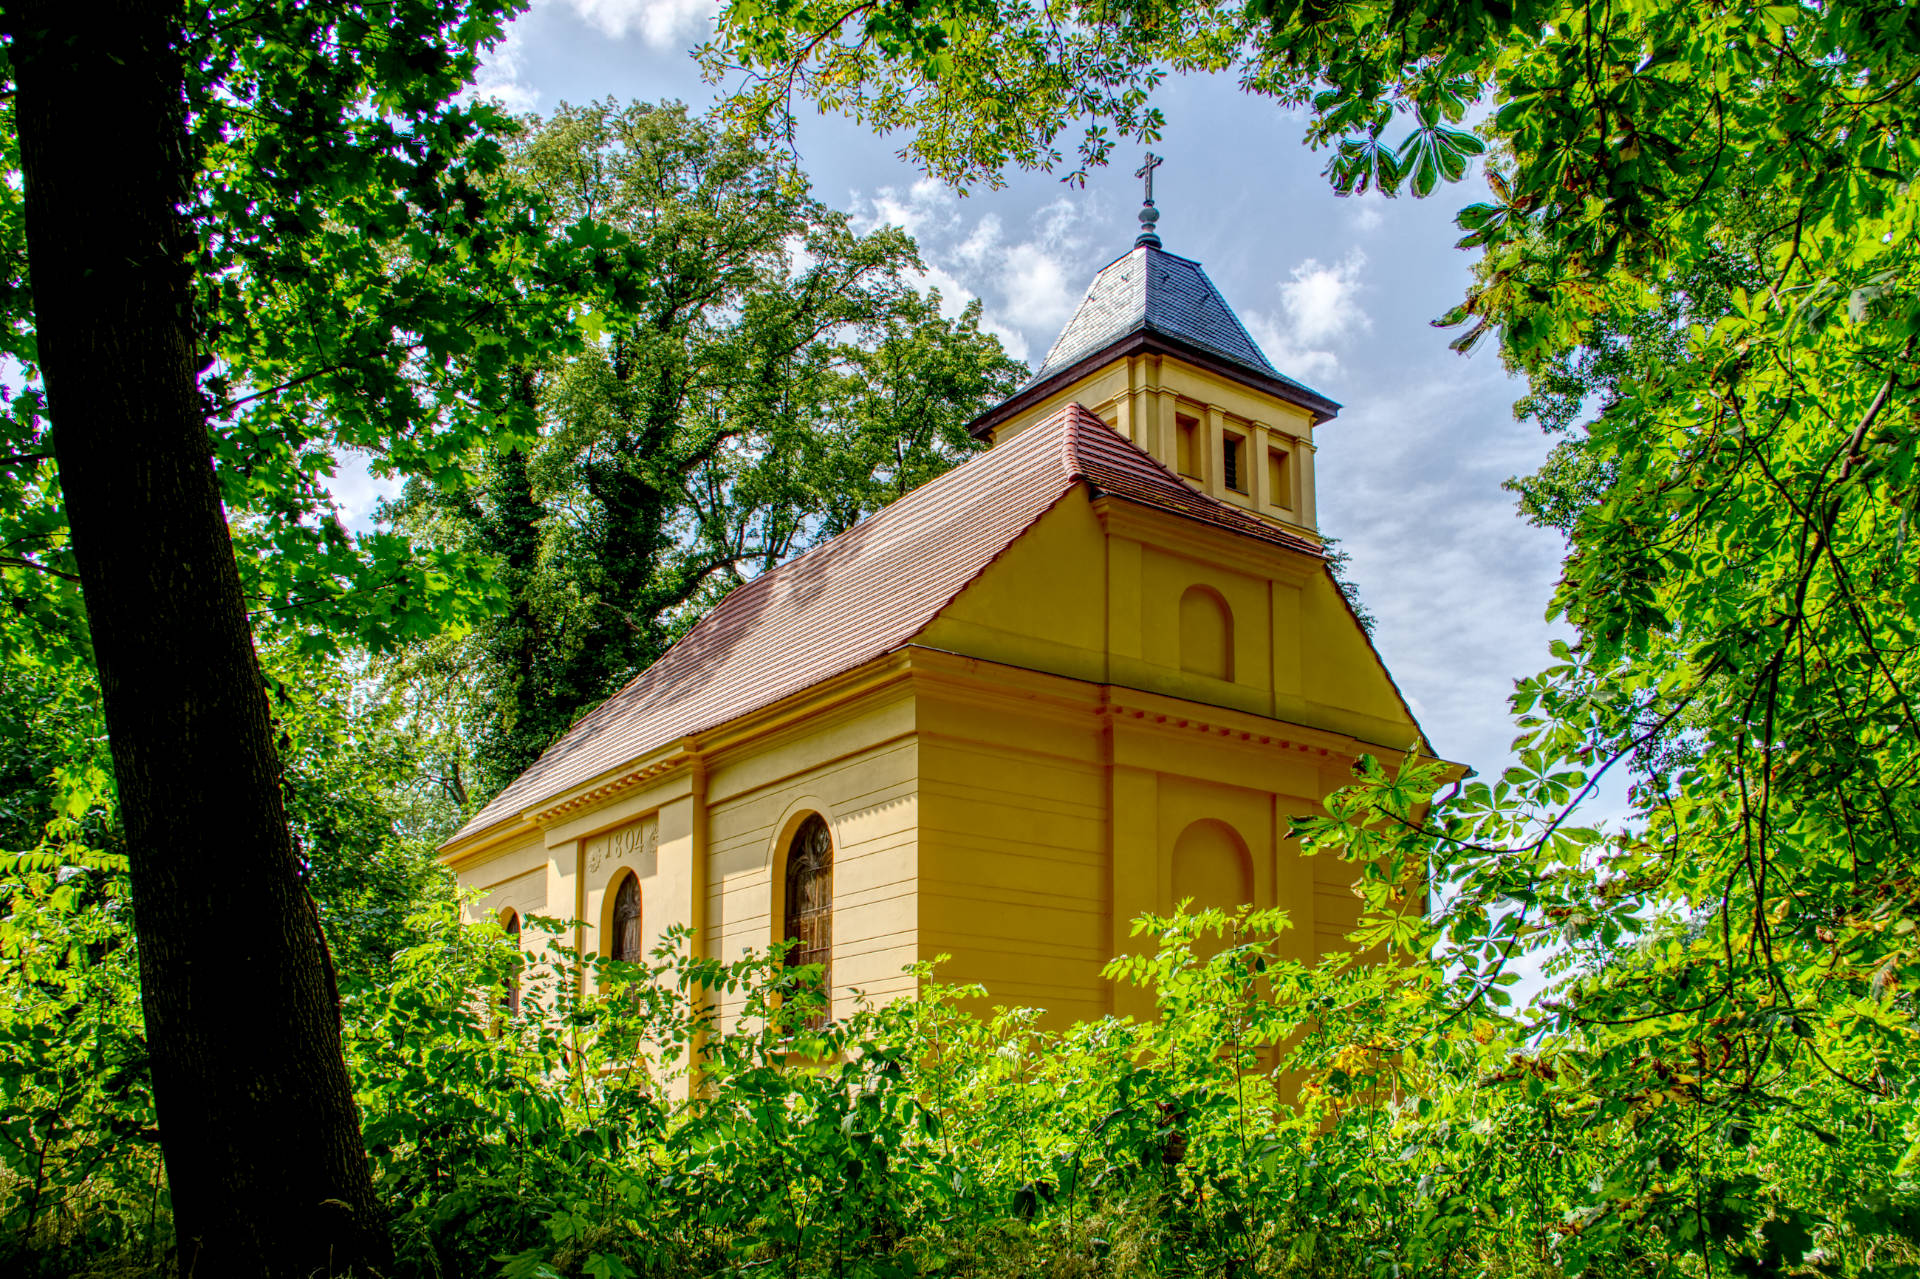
left=439, top=193, right=1431, bottom=1025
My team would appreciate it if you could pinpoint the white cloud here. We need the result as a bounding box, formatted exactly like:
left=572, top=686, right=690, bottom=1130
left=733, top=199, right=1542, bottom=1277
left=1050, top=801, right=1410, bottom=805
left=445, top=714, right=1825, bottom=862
left=851, top=184, right=1100, bottom=367
left=1242, top=249, right=1371, bottom=380
left=1241, top=311, right=1341, bottom=383
left=327, top=452, right=406, bottom=535
left=1000, top=241, right=1078, bottom=330
left=1314, top=353, right=1568, bottom=787
left=980, top=319, right=1030, bottom=364
left=560, top=0, right=719, bottom=46
left=1347, top=190, right=1388, bottom=233
left=1280, top=249, right=1370, bottom=344
left=910, top=261, right=974, bottom=317
left=468, top=22, right=540, bottom=112
left=851, top=178, right=958, bottom=242
left=953, top=213, right=1001, bottom=267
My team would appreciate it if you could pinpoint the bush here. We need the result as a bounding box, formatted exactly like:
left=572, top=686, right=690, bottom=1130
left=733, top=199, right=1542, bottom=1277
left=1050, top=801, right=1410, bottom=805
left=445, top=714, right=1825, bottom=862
left=3, top=878, right=1917, bottom=1278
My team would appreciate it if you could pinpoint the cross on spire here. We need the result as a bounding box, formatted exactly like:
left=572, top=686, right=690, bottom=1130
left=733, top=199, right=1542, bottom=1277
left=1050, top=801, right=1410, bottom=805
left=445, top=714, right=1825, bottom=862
left=1136, top=152, right=1163, bottom=204
left=1134, top=152, right=1164, bottom=248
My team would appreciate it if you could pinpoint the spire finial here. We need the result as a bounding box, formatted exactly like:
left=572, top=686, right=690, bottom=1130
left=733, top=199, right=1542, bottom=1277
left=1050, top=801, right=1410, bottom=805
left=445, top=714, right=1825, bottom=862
left=1134, top=152, right=1163, bottom=248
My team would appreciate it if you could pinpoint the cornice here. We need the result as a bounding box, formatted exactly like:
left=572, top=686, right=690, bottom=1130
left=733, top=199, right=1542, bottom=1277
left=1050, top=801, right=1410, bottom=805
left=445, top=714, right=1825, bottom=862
left=438, top=652, right=919, bottom=865
left=440, top=638, right=1457, bottom=871
left=1091, top=496, right=1322, bottom=583
left=968, top=330, right=1341, bottom=440
left=528, top=750, right=692, bottom=829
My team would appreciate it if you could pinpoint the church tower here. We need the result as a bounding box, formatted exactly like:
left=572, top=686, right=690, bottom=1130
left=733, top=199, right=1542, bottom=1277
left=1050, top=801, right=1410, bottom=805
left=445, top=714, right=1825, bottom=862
left=969, top=158, right=1338, bottom=541
left=441, top=166, right=1435, bottom=1042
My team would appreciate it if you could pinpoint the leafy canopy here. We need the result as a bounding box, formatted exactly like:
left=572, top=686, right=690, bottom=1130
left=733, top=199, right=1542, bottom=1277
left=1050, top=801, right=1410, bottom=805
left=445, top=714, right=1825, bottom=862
left=389, top=101, right=1025, bottom=798
left=706, top=0, right=1920, bottom=1259
left=1, top=0, right=605, bottom=663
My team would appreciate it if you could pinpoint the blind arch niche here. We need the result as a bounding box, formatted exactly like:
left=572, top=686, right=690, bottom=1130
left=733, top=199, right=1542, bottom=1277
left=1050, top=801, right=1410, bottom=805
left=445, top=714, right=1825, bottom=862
left=1178, top=585, right=1234, bottom=681
left=1172, top=817, right=1253, bottom=913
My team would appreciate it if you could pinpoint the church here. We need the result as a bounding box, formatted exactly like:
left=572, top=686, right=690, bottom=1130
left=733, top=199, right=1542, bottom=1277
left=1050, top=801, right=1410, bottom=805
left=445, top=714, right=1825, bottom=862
left=439, top=174, right=1432, bottom=1026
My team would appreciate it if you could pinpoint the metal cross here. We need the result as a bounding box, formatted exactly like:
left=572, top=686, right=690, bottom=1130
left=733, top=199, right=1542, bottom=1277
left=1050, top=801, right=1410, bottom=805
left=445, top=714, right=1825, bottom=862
left=1135, top=152, right=1163, bottom=206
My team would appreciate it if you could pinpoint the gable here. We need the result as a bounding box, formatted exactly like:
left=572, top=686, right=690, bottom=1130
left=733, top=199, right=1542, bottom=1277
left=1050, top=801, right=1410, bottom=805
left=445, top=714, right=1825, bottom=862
left=1291, top=564, right=1426, bottom=751
left=917, top=489, right=1429, bottom=756
left=913, top=490, right=1109, bottom=683
left=446, top=402, right=1421, bottom=852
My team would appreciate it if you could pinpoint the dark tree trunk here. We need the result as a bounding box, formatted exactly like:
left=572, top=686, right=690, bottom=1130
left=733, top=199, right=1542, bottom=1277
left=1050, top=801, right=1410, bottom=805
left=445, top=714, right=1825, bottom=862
left=8, top=3, right=389, bottom=1275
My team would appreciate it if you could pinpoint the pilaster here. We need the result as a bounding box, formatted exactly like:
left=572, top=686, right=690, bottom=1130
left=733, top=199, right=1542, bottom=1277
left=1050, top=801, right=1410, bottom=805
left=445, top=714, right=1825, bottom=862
left=1204, top=404, right=1225, bottom=496
left=1109, top=761, right=1159, bottom=1020
left=1300, top=439, right=1320, bottom=530
left=1155, top=387, right=1181, bottom=474
left=1107, top=535, right=1142, bottom=663
left=1270, top=581, right=1302, bottom=703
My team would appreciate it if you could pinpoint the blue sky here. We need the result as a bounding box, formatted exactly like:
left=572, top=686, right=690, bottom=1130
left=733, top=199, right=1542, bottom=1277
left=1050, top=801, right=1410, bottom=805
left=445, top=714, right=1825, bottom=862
left=340, top=0, right=1589, bottom=797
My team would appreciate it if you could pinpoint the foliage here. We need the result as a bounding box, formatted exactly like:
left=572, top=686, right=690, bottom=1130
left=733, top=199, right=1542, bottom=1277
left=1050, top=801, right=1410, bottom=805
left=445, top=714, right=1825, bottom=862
left=8, top=896, right=1918, bottom=1276
left=0, top=0, right=607, bottom=666
left=389, top=101, right=1025, bottom=798
left=8, top=0, right=1920, bottom=1272
left=700, top=0, right=1920, bottom=1266
left=0, top=638, right=449, bottom=1273
left=1319, top=534, right=1376, bottom=635
left=0, top=847, right=158, bottom=1278
left=0, top=637, right=450, bottom=1274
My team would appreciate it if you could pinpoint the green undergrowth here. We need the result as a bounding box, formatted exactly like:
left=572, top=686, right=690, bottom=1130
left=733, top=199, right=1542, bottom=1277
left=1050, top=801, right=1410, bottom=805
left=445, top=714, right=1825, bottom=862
left=4, top=862, right=1917, bottom=1278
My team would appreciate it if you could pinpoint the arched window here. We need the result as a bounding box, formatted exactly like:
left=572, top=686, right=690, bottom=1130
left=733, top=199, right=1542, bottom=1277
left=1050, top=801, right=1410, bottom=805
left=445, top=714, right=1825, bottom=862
left=1179, top=585, right=1234, bottom=681
left=609, top=873, right=643, bottom=964
left=783, top=814, right=833, bottom=1023
left=499, top=908, right=522, bottom=1026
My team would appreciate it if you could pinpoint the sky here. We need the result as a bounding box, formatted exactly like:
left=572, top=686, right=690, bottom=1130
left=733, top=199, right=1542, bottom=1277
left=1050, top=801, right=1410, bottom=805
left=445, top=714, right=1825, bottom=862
left=340, top=0, right=1590, bottom=802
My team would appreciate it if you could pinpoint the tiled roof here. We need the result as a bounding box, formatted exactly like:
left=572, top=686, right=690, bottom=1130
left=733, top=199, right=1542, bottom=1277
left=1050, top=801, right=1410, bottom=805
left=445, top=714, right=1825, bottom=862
left=448, top=404, right=1322, bottom=846
left=1022, top=245, right=1328, bottom=404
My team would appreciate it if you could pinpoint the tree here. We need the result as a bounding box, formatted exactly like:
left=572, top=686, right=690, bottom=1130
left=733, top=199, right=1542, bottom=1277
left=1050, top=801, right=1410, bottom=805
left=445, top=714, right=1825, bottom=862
left=701, top=0, right=1920, bottom=1256
left=0, top=1, right=590, bottom=1272
left=395, top=102, right=1026, bottom=797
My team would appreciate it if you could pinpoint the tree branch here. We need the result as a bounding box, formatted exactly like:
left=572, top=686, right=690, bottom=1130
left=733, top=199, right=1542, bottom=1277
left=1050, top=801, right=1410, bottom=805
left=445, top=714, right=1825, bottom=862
left=0, top=553, right=80, bottom=582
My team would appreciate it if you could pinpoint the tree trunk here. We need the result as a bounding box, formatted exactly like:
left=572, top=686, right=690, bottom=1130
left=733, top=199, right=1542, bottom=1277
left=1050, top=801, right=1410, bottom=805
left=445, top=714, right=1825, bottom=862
left=8, top=4, right=389, bottom=1275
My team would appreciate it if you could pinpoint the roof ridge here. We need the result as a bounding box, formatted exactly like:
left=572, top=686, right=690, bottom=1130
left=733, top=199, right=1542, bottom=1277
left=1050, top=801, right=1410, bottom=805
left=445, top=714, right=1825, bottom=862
left=1054, top=401, right=1108, bottom=481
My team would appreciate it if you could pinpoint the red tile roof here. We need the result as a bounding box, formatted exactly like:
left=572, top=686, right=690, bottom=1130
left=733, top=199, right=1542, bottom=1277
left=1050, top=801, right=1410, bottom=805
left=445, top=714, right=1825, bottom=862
left=447, top=403, right=1323, bottom=845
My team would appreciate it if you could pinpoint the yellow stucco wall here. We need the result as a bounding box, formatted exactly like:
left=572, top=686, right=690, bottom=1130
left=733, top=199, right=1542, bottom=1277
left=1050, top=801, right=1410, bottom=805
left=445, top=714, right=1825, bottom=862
left=915, top=670, right=1112, bottom=1022
left=446, top=359, right=1432, bottom=1033
left=700, top=690, right=921, bottom=1022
left=917, top=489, right=1418, bottom=752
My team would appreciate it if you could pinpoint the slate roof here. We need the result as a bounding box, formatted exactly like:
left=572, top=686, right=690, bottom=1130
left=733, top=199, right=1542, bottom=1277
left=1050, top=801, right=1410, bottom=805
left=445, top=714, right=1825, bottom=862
left=448, top=404, right=1323, bottom=846
left=1023, top=245, right=1329, bottom=405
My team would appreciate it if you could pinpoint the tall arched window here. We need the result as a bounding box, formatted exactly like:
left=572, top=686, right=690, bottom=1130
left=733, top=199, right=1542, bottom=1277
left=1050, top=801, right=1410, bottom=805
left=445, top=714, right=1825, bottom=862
left=499, top=909, right=522, bottom=1027
left=609, top=873, right=643, bottom=964
left=1179, top=585, right=1234, bottom=681
left=783, top=814, right=833, bottom=1022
